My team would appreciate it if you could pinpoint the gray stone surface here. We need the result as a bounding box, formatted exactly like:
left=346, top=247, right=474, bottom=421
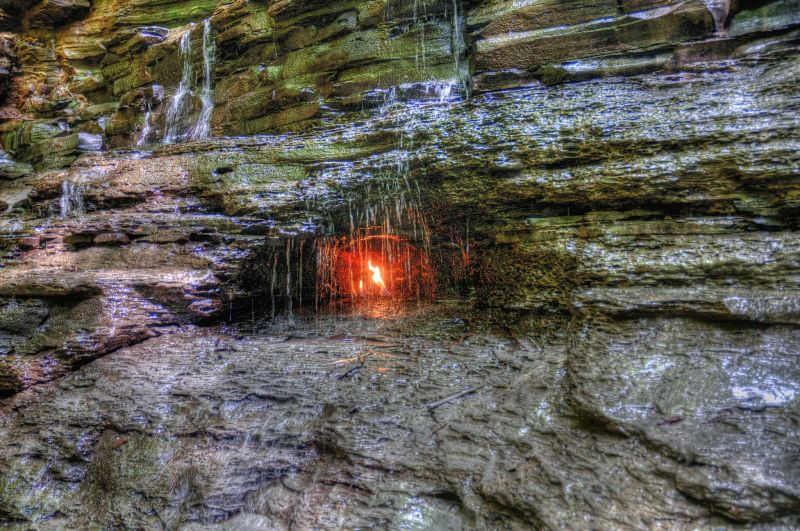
left=0, top=0, right=798, bottom=528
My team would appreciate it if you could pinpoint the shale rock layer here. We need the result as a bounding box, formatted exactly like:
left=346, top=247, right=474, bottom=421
left=0, top=0, right=798, bottom=529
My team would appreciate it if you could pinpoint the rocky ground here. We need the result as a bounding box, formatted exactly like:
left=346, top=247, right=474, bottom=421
left=0, top=305, right=796, bottom=529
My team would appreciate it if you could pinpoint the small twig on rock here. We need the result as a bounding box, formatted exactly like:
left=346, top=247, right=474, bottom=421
left=427, top=386, right=484, bottom=410
left=337, top=365, right=362, bottom=381
left=334, top=349, right=371, bottom=366
left=430, top=422, right=448, bottom=438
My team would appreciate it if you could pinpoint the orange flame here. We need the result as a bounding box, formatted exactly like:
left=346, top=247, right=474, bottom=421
left=368, top=260, right=390, bottom=295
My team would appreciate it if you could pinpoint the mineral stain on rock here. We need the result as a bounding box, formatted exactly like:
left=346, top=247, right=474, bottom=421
left=0, top=0, right=799, bottom=528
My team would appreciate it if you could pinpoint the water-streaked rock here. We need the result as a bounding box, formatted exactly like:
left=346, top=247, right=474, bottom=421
left=0, top=0, right=797, bottom=528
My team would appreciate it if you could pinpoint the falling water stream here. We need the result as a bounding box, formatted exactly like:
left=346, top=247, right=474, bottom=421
left=192, top=19, right=216, bottom=139
left=136, top=84, right=163, bottom=146
left=704, top=0, right=731, bottom=34
left=162, top=28, right=193, bottom=144
left=163, top=19, right=216, bottom=144
left=137, top=110, right=152, bottom=147
left=247, top=0, right=468, bottom=315
left=59, top=180, right=84, bottom=217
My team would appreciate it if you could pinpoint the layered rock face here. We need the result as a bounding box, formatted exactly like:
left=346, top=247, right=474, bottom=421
left=0, top=0, right=799, bottom=529
left=0, top=0, right=795, bottom=160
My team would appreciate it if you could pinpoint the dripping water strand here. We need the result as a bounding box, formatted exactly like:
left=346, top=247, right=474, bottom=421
left=163, top=19, right=216, bottom=144
left=192, top=18, right=216, bottom=140
left=703, top=0, right=730, bottom=35
left=137, top=84, right=162, bottom=147
left=163, top=28, right=193, bottom=144
left=285, top=239, right=293, bottom=319
left=137, top=110, right=152, bottom=147
left=60, top=180, right=84, bottom=218
left=451, top=0, right=469, bottom=99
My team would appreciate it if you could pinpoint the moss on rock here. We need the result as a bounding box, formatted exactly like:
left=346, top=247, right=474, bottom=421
left=474, top=244, right=582, bottom=313
left=0, top=361, right=22, bottom=396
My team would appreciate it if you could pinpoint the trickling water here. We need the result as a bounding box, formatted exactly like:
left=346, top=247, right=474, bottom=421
left=138, top=84, right=163, bottom=146
left=163, top=28, right=193, bottom=144
left=59, top=180, right=84, bottom=217
left=704, top=0, right=730, bottom=35
left=192, top=19, right=216, bottom=140
left=382, top=0, right=469, bottom=103
left=451, top=1, right=466, bottom=75
left=163, top=20, right=216, bottom=144
left=78, top=132, right=103, bottom=152
left=137, top=86, right=158, bottom=146
left=446, top=0, right=469, bottom=100
left=414, top=0, right=428, bottom=73
left=137, top=111, right=153, bottom=147
left=303, top=105, right=437, bottom=311
left=248, top=2, right=472, bottom=314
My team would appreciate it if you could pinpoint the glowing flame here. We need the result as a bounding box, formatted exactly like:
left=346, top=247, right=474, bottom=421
left=368, top=260, right=390, bottom=295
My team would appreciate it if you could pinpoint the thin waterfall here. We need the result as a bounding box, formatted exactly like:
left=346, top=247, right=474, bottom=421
left=445, top=0, right=469, bottom=100
left=137, top=110, right=152, bottom=146
left=59, top=180, right=84, bottom=217
left=78, top=132, right=103, bottom=151
left=413, top=0, right=427, bottom=74
left=192, top=18, right=216, bottom=140
left=163, top=28, right=193, bottom=144
left=704, top=0, right=730, bottom=35
left=451, top=0, right=462, bottom=72
left=138, top=84, right=163, bottom=146
left=388, top=0, right=468, bottom=102
left=309, top=103, right=436, bottom=309
left=162, top=19, right=216, bottom=144
left=283, top=1, right=471, bottom=311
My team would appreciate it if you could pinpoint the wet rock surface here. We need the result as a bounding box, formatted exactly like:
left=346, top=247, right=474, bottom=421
left=0, top=307, right=796, bottom=528
left=0, top=0, right=795, bottom=159
left=0, top=318, right=737, bottom=526
left=0, top=0, right=798, bottom=527
left=0, top=45, right=797, bottom=526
